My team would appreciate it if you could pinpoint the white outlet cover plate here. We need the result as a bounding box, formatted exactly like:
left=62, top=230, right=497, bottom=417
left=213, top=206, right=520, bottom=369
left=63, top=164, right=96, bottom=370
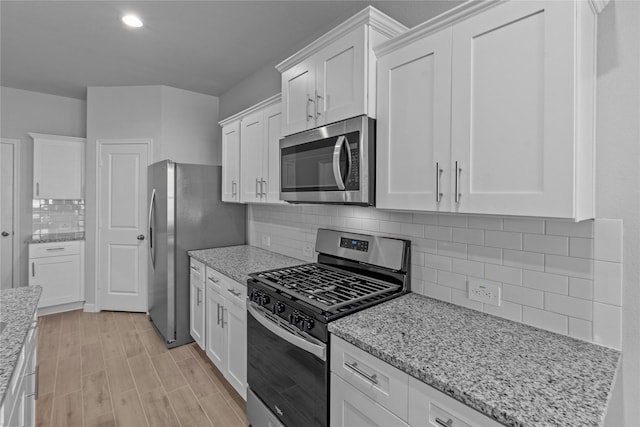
left=468, top=279, right=501, bottom=306
left=303, top=245, right=314, bottom=257
left=261, top=235, right=270, bottom=246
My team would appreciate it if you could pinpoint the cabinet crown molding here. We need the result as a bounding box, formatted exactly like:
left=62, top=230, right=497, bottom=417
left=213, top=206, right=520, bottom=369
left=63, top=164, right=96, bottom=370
left=219, top=93, right=281, bottom=127
left=28, top=132, right=86, bottom=143
left=275, top=6, right=407, bottom=72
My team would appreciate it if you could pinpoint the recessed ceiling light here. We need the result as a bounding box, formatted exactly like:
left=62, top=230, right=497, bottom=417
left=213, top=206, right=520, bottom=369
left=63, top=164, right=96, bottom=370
left=122, top=14, right=143, bottom=28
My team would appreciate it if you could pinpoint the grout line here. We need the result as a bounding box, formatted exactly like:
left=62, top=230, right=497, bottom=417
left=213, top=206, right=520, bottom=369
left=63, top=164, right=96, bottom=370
left=121, top=314, right=152, bottom=427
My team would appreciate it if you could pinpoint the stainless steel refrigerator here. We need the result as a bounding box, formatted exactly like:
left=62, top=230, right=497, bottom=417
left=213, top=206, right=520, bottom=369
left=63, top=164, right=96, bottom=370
left=147, top=160, right=246, bottom=348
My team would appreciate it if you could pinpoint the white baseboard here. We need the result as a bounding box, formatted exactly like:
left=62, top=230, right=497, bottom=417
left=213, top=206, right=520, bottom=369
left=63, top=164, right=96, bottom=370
left=83, top=303, right=98, bottom=313
left=37, top=301, right=85, bottom=316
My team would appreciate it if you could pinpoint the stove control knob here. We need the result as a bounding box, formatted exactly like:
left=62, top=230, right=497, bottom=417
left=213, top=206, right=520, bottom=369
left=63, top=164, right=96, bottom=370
left=305, top=318, right=314, bottom=330
left=275, top=302, right=285, bottom=314
left=258, top=295, right=270, bottom=306
left=290, top=312, right=302, bottom=325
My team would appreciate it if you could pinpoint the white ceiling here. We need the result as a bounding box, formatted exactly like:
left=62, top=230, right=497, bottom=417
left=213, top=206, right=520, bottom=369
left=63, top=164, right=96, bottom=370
left=1, top=1, right=461, bottom=100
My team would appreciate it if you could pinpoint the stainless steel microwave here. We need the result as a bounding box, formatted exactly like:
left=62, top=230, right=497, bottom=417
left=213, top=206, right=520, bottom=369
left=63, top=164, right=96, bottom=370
left=280, top=115, right=375, bottom=205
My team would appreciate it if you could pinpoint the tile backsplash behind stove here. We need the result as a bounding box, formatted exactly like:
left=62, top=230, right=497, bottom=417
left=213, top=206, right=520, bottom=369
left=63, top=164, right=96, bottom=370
left=32, top=199, right=85, bottom=236
left=248, top=204, right=623, bottom=350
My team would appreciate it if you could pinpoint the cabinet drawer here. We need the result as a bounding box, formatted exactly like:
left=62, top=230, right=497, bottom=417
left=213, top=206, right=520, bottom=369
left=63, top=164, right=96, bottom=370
left=408, top=377, right=503, bottom=427
left=189, top=258, right=205, bottom=282
left=331, top=335, right=409, bottom=421
left=205, top=267, right=246, bottom=308
left=29, top=241, right=81, bottom=258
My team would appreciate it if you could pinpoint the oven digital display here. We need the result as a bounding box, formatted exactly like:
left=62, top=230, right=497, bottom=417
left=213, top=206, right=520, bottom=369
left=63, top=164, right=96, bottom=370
left=340, top=237, right=369, bottom=252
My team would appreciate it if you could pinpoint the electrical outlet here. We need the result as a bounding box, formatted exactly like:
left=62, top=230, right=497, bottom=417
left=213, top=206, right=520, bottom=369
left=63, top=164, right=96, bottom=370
left=468, top=280, right=501, bottom=306
left=261, top=235, right=271, bottom=247
left=303, top=245, right=314, bottom=258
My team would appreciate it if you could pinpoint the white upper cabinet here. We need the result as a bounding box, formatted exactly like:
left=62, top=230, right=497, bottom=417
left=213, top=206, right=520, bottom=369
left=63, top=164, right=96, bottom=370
left=221, top=121, right=240, bottom=202
left=376, top=0, right=605, bottom=220
left=30, top=133, right=85, bottom=199
left=221, top=95, right=285, bottom=204
left=376, top=28, right=453, bottom=212
left=276, top=7, right=407, bottom=137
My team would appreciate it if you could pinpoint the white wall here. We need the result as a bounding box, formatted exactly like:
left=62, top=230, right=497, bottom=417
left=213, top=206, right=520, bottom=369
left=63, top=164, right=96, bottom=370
left=85, top=85, right=220, bottom=305
left=0, top=87, right=86, bottom=283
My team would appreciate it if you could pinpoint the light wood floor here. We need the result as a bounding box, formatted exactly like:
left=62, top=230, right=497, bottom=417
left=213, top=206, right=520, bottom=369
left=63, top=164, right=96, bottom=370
left=35, top=309, right=248, bottom=427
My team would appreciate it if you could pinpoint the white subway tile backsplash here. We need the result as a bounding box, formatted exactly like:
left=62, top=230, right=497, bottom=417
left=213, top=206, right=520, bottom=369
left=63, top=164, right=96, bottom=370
left=424, top=281, right=452, bottom=302
left=523, top=234, right=569, bottom=256
left=452, top=258, right=484, bottom=278
left=437, top=241, right=467, bottom=259
left=485, top=264, right=522, bottom=285
left=425, top=225, right=452, bottom=241
left=467, top=245, right=502, bottom=265
left=546, top=219, right=594, bottom=238
left=503, top=250, right=545, bottom=271
left=522, top=306, right=568, bottom=335
left=569, top=237, right=594, bottom=259
left=593, top=260, right=623, bottom=306
left=523, top=270, right=569, bottom=294
left=594, top=219, right=623, bottom=262
left=485, top=231, right=522, bottom=250
left=452, top=227, right=484, bottom=245
left=484, top=300, right=522, bottom=322
left=502, top=283, right=543, bottom=309
left=451, top=289, right=483, bottom=311
left=544, top=293, right=592, bottom=321
left=545, top=255, right=593, bottom=280
left=437, top=271, right=467, bottom=290
left=248, top=205, right=622, bottom=347
left=569, top=277, right=594, bottom=300
left=468, top=216, right=503, bottom=231
left=593, top=302, right=622, bottom=350
left=426, top=254, right=452, bottom=271
left=569, top=318, right=592, bottom=342
left=503, top=218, right=545, bottom=234
left=438, top=214, right=468, bottom=228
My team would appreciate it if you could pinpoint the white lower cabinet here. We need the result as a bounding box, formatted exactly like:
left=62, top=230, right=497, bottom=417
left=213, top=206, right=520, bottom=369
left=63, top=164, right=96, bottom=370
left=203, top=265, right=247, bottom=399
left=1, top=311, right=37, bottom=427
left=28, top=241, right=83, bottom=309
left=189, top=258, right=205, bottom=349
left=330, top=335, right=502, bottom=427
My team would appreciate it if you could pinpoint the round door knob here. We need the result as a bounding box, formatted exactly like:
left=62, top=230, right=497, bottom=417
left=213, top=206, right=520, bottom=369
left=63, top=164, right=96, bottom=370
left=137, top=234, right=145, bottom=240
left=1, top=231, right=9, bottom=237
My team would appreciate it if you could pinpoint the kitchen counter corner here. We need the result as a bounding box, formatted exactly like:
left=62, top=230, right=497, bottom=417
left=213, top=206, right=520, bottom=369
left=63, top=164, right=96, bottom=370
left=329, top=293, right=621, bottom=427
left=0, top=286, right=42, bottom=406
left=188, top=245, right=307, bottom=284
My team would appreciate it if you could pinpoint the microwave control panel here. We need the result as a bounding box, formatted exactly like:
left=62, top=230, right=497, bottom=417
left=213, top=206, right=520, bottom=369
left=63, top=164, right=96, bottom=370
left=345, top=148, right=359, bottom=190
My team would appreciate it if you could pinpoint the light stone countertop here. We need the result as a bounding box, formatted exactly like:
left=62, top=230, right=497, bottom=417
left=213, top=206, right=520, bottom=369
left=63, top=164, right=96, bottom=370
left=26, top=232, right=85, bottom=244
left=188, top=245, right=306, bottom=285
left=329, top=293, right=620, bottom=427
left=0, top=286, right=42, bottom=406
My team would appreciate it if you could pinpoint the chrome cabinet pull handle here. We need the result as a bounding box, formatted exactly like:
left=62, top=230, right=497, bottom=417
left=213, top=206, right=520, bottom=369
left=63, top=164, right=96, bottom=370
left=306, top=94, right=314, bottom=121
left=316, top=91, right=323, bottom=118
left=256, top=178, right=260, bottom=198
left=36, top=182, right=40, bottom=196
left=191, top=265, right=199, bottom=272
left=196, top=287, right=202, bottom=305
left=231, top=180, right=237, bottom=197
left=455, top=161, right=462, bottom=204
left=45, top=247, right=65, bottom=252
left=344, top=361, right=378, bottom=384
left=207, top=275, right=219, bottom=283
left=227, top=288, right=241, bottom=297
left=32, top=262, right=35, bottom=277
left=436, top=162, right=443, bottom=203
left=261, top=179, right=267, bottom=197
left=435, top=417, right=453, bottom=427
left=217, top=303, right=221, bottom=325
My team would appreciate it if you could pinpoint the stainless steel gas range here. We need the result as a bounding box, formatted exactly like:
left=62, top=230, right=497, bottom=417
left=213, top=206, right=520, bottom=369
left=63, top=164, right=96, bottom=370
left=246, top=228, right=411, bottom=427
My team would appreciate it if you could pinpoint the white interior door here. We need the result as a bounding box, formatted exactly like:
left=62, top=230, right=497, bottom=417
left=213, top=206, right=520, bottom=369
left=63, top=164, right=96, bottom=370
left=1, top=139, right=19, bottom=290
left=99, top=141, right=150, bottom=312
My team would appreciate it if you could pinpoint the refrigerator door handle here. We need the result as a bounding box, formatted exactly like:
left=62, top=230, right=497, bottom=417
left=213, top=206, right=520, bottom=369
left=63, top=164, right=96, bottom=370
left=148, top=188, right=156, bottom=269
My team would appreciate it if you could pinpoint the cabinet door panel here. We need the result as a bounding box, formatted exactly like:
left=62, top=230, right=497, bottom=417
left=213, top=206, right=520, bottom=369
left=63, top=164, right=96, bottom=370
left=316, top=27, right=366, bottom=126
left=281, top=62, right=315, bottom=136
left=377, top=28, right=452, bottom=211
left=451, top=1, right=574, bottom=217
left=31, top=255, right=81, bottom=308
left=224, top=300, right=247, bottom=399
left=330, top=374, right=408, bottom=427
left=240, top=111, right=265, bottom=202
left=189, top=277, right=205, bottom=349
left=34, top=139, right=84, bottom=199
left=263, top=104, right=285, bottom=204
left=221, top=122, right=241, bottom=202
left=205, top=287, right=225, bottom=369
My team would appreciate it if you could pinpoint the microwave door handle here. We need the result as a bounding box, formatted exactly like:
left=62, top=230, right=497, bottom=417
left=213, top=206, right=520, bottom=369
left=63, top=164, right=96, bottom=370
left=332, top=135, right=347, bottom=190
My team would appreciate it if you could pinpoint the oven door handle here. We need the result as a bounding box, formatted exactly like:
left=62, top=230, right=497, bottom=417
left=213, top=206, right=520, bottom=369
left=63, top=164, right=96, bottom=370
left=248, top=302, right=326, bottom=361
left=332, top=135, right=350, bottom=191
